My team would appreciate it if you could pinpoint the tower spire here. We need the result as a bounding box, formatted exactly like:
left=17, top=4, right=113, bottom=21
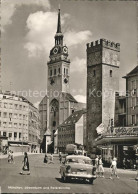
left=57, top=6, right=61, bottom=33
left=55, top=7, right=63, bottom=46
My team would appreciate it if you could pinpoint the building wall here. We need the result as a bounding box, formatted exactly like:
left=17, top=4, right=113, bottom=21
left=58, top=125, right=75, bottom=152
left=102, top=64, right=119, bottom=130
left=86, top=39, right=120, bottom=150
left=0, top=93, right=40, bottom=148
left=114, top=95, right=126, bottom=127
left=39, top=96, right=48, bottom=140
left=126, top=75, right=138, bottom=126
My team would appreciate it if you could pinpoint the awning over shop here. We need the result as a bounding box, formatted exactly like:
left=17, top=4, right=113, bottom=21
left=95, top=135, right=138, bottom=146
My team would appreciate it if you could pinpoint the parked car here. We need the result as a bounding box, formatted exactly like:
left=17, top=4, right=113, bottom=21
left=60, top=155, right=97, bottom=184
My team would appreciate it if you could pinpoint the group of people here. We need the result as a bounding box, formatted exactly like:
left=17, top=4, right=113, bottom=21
left=8, top=150, right=14, bottom=163
left=95, top=155, right=119, bottom=179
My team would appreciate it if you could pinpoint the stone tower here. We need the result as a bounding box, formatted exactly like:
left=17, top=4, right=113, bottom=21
left=47, top=8, right=70, bottom=138
left=86, top=39, right=120, bottom=151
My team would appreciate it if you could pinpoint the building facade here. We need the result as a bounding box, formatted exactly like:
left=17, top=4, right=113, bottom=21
left=58, top=109, right=86, bottom=152
left=95, top=66, right=138, bottom=167
left=86, top=39, right=120, bottom=151
left=0, top=92, right=40, bottom=152
left=114, top=93, right=126, bottom=127
left=123, top=66, right=138, bottom=126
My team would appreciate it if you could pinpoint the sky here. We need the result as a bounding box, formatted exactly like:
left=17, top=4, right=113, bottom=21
left=1, top=0, right=137, bottom=107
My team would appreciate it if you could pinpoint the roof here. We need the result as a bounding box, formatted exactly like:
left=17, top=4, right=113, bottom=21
left=61, top=92, right=78, bottom=103
left=59, top=109, right=86, bottom=127
left=123, top=65, right=138, bottom=78
left=66, top=155, right=91, bottom=160
left=44, top=129, right=51, bottom=136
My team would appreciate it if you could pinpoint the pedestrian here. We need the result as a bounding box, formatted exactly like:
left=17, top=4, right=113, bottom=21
left=11, top=151, right=15, bottom=164
left=44, top=154, right=48, bottom=163
left=8, top=150, right=11, bottom=163
left=98, top=155, right=104, bottom=178
left=48, top=153, right=54, bottom=164
left=95, top=155, right=99, bottom=176
left=59, top=154, right=62, bottom=164
left=20, top=152, right=30, bottom=175
left=110, top=157, right=119, bottom=179
left=123, top=158, right=126, bottom=169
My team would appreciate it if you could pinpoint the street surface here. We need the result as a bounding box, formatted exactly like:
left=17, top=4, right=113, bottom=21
left=0, top=154, right=137, bottom=193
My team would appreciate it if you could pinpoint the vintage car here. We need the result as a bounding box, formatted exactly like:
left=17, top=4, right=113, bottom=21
left=60, top=155, right=96, bottom=184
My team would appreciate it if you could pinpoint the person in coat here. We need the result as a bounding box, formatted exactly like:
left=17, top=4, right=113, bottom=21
left=20, top=152, right=30, bottom=175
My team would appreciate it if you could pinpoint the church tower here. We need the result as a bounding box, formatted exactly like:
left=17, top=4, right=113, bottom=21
left=47, top=8, right=71, bottom=139
left=47, top=8, right=70, bottom=95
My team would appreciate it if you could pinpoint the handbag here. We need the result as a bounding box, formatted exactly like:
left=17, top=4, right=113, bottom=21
left=23, top=165, right=28, bottom=171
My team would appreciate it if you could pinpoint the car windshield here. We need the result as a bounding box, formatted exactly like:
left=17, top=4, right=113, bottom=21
left=66, top=158, right=92, bottom=165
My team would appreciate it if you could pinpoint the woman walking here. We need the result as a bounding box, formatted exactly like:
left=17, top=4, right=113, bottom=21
left=20, top=152, right=30, bottom=175
left=98, top=155, right=104, bottom=178
left=110, top=157, right=119, bottom=179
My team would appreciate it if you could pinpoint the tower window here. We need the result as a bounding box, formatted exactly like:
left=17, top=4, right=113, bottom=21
left=54, top=111, right=56, bottom=117
left=53, top=121, right=56, bottom=127
left=58, top=68, right=60, bottom=74
left=54, top=69, right=56, bottom=75
left=93, top=70, right=96, bottom=77
left=110, top=70, right=112, bottom=77
left=64, top=68, right=65, bottom=74
left=50, top=70, right=52, bottom=76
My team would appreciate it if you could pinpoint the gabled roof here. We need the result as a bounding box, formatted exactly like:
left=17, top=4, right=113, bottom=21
left=59, top=109, right=86, bottom=127
left=44, top=129, right=51, bottom=136
left=61, top=92, right=78, bottom=103
left=123, top=65, right=138, bottom=78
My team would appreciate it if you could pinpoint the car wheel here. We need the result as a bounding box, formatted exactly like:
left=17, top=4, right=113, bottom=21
left=89, top=179, right=94, bottom=184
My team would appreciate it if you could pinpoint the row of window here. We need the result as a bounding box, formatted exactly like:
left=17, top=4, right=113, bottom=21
left=131, top=80, right=138, bottom=90
left=0, top=102, right=28, bottom=110
left=58, top=141, right=74, bottom=145
left=0, top=121, right=28, bottom=128
left=130, top=97, right=138, bottom=107
left=0, top=112, right=28, bottom=120
left=1, top=131, right=38, bottom=141
left=59, top=127, right=74, bottom=132
left=92, top=70, right=113, bottom=77
left=49, top=68, right=68, bottom=76
left=58, top=134, right=74, bottom=138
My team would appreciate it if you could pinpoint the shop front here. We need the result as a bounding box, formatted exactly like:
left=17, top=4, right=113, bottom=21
left=95, top=126, right=138, bottom=168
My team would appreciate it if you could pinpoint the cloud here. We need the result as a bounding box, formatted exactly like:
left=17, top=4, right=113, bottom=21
left=24, top=10, right=92, bottom=57
left=1, top=0, right=50, bottom=29
left=24, top=11, right=58, bottom=57
left=65, top=30, right=92, bottom=47
left=71, top=57, right=86, bottom=73
left=74, top=95, right=86, bottom=103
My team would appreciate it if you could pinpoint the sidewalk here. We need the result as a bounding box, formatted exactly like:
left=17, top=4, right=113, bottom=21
left=104, top=167, right=137, bottom=174
left=0, top=152, right=42, bottom=159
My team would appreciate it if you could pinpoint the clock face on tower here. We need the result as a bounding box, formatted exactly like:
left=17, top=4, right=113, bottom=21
left=64, top=78, right=68, bottom=84
left=63, top=46, right=68, bottom=54
left=53, top=47, right=58, bottom=54
left=50, top=78, right=55, bottom=85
